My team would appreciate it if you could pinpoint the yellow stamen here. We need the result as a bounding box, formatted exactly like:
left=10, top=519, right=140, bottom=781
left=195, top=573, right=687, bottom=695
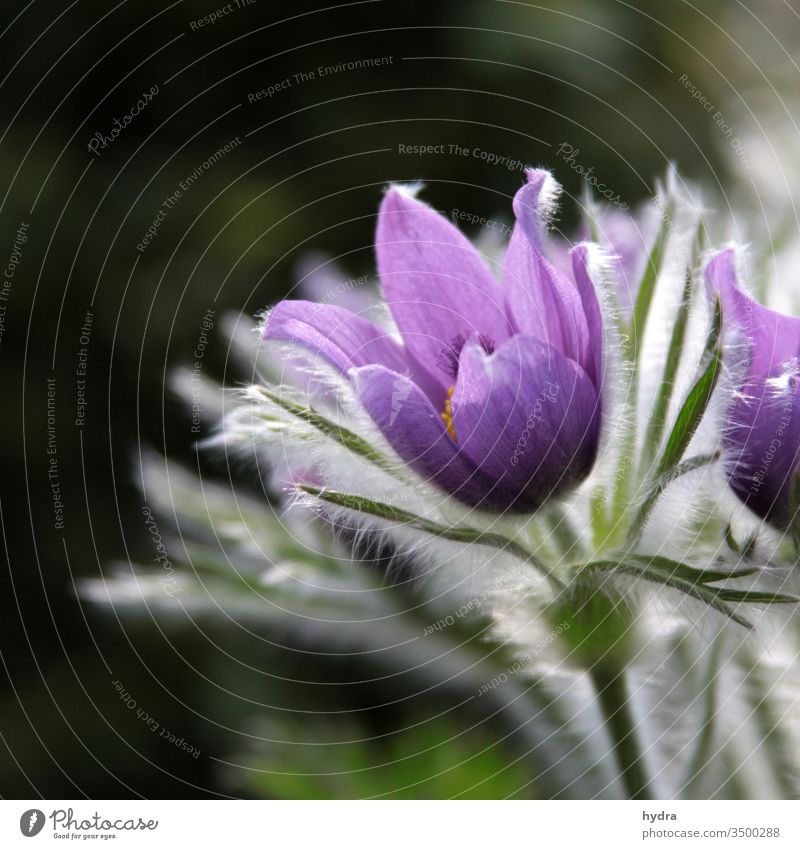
left=440, top=385, right=457, bottom=442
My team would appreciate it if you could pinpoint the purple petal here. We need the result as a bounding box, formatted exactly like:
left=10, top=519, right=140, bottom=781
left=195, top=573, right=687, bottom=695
left=504, top=180, right=590, bottom=370
left=706, top=248, right=800, bottom=528
left=570, top=244, right=604, bottom=389
left=375, top=188, right=512, bottom=400
left=596, top=205, right=660, bottom=314
left=726, top=375, right=800, bottom=529
left=263, top=300, right=408, bottom=374
left=706, top=249, right=800, bottom=379
left=351, top=365, right=532, bottom=510
left=514, top=168, right=554, bottom=252
left=450, top=334, right=600, bottom=508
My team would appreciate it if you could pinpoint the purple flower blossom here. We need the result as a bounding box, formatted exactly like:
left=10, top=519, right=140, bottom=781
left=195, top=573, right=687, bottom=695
left=552, top=203, right=659, bottom=316
left=592, top=205, right=661, bottom=314
left=264, top=170, right=604, bottom=511
left=706, top=247, right=800, bottom=530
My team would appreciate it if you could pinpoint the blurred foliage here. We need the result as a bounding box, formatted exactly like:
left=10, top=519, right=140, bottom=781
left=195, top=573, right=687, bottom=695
left=225, top=716, right=539, bottom=799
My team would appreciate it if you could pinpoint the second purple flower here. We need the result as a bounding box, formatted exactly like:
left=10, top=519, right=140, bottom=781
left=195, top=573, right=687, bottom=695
left=706, top=248, right=800, bottom=531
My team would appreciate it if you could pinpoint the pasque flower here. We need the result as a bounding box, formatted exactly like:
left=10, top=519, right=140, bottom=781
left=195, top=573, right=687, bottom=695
left=264, top=169, right=604, bottom=512
left=706, top=247, right=800, bottom=530
left=552, top=203, right=659, bottom=316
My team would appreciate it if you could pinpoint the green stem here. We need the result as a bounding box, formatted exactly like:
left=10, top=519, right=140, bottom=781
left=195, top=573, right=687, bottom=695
left=589, top=664, right=653, bottom=799
left=682, top=635, right=721, bottom=797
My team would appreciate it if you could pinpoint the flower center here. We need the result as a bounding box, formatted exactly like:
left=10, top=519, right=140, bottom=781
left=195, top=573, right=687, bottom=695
left=437, top=334, right=496, bottom=442
left=440, top=385, right=457, bottom=442
left=438, top=333, right=495, bottom=379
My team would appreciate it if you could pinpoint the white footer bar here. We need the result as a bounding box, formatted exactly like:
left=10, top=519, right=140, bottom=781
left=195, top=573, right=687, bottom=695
left=2, top=800, right=797, bottom=848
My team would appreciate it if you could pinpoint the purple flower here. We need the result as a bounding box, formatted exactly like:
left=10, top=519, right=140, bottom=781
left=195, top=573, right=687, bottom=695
left=264, top=170, right=603, bottom=512
left=594, top=205, right=661, bottom=313
left=706, top=248, right=800, bottom=530
left=558, top=203, right=660, bottom=315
